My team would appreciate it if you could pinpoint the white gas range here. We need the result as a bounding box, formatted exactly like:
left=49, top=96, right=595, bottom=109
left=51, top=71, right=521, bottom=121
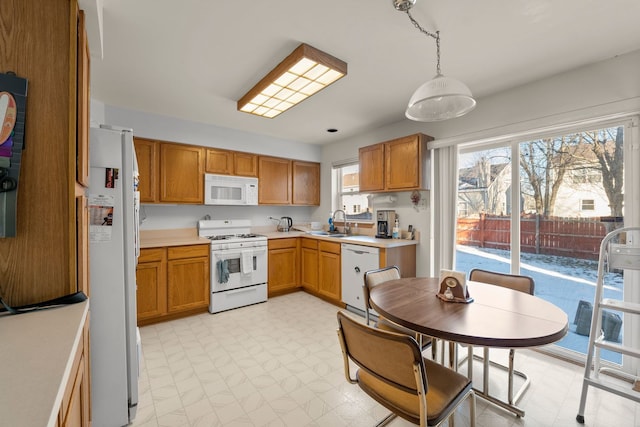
left=197, top=219, right=268, bottom=313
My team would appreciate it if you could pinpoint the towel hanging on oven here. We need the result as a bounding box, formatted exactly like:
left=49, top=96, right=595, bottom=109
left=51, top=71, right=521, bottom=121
left=217, top=259, right=229, bottom=283
left=241, top=249, right=253, bottom=275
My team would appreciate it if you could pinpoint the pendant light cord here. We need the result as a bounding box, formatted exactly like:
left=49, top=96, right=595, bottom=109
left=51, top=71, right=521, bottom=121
left=405, top=10, right=441, bottom=75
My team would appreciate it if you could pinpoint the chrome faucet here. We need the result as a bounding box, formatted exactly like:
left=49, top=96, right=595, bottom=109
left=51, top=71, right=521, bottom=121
left=332, top=209, right=349, bottom=234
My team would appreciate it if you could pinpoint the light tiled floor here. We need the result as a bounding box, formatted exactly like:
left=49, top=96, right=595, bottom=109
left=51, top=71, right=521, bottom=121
left=131, top=292, right=638, bottom=427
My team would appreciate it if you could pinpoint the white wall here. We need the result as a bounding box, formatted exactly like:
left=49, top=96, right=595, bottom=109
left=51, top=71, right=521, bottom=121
left=321, top=49, right=640, bottom=277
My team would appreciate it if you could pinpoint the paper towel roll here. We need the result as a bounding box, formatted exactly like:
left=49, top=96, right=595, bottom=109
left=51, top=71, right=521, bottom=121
left=371, top=195, right=397, bottom=204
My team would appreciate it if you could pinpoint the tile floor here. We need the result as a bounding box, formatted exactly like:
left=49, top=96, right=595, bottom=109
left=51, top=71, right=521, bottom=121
left=131, top=292, right=638, bottom=427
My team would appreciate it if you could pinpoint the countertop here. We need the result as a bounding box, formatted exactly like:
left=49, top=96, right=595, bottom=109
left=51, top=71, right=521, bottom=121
left=262, top=231, right=419, bottom=248
left=140, top=228, right=210, bottom=248
left=0, top=300, right=89, bottom=427
left=140, top=228, right=419, bottom=249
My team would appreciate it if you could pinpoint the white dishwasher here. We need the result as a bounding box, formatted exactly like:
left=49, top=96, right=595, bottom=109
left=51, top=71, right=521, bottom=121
left=341, top=243, right=379, bottom=313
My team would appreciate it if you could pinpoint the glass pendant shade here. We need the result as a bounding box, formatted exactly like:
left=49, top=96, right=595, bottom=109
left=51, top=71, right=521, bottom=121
left=405, top=74, right=476, bottom=121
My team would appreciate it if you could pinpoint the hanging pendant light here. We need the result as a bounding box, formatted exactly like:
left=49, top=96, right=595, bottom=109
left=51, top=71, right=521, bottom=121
left=393, top=0, right=476, bottom=121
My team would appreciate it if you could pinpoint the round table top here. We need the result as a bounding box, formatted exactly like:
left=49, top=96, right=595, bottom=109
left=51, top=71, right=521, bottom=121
left=369, top=277, right=569, bottom=348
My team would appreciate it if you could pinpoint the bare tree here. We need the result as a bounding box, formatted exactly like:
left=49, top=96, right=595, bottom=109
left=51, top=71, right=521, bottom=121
left=578, top=127, right=624, bottom=216
left=519, top=135, right=580, bottom=216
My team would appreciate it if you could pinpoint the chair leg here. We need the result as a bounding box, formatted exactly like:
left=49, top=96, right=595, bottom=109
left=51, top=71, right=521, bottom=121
left=467, top=345, right=474, bottom=382
left=508, top=348, right=514, bottom=405
left=375, top=412, right=397, bottom=427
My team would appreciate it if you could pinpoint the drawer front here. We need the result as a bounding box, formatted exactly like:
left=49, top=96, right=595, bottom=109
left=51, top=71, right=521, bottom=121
left=319, top=240, right=341, bottom=254
left=168, top=244, right=210, bottom=260
left=268, top=238, right=297, bottom=250
left=139, top=247, right=166, bottom=263
left=301, top=238, right=318, bottom=250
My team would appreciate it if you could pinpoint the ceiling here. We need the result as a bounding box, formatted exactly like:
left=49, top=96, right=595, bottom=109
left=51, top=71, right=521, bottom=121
left=90, top=0, right=640, bottom=145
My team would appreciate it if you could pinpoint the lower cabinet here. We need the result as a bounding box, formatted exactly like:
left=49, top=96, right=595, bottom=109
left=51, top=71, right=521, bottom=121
left=318, top=241, right=341, bottom=303
left=300, top=238, right=318, bottom=292
left=167, top=245, right=210, bottom=313
left=136, top=244, right=210, bottom=325
left=267, top=238, right=299, bottom=296
left=58, top=313, right=90, bottom=427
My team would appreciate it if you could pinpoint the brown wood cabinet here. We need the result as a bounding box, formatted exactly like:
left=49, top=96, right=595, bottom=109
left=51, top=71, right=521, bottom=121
left=318, top=241, right=341, bottom=303
left=136, top=244, right=210, bottom=325
left=300, top=238, right=319, bottom=292
left=159, top=143, right=204, bottom=203
left=205, top=148, right=234, bottom=175
left=205, top=149, right=258, bottom=177
left=133, top=138, right=159, bottom=203
left=57, top=313, right=90, bottom=427
left=167, top=245, right=210, bottom=313
left=292, top=161, right=320, bottom=205
left=233, top=152, right=258, bottom=177
left=358, top=143, right=385, bottom=192
left=134, top=138, right=204, bottom=204
left=359, top=133, right=433, bottom=192
left=0, top=0, right=91, bottom=306
left=259, top=156, right=292, bottom=204
left=136, top=248, right=167, bottom=321
left=267, top=238, right=299, bottom=296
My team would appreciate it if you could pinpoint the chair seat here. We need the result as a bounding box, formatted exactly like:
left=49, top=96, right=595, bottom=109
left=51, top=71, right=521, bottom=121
left=357, top=358, right=472, bottom=426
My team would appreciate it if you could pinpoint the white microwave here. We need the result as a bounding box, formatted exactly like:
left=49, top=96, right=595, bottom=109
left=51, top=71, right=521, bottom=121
left=204, top=173, right=259, bottom=205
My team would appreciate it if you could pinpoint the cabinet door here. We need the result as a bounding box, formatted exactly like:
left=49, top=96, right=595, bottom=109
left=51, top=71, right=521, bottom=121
left=136, top=259, right=167, bottom=321
left=167, top=256, right=210, bottom=313
left=292, top=161, right=320, bottom=205
left=76, top=9, right=90, bottom=188
left=160, top=143, right=203, bottom=203
left=358, top=143, right=385, bottom=192
left=385, top=135, right=421, bottom=190
left=268, top=239, right=298, bottom=295
left=58, top=316, right=90, bottom=427
left=233, top=152, right=258, bottom=177
left=205, top=148, right=233, bottom=175
left=301, top=246, right=318, bottom=292
left=133, top=138, right=159, bottom=203
left=258, top=156, right=292, bottom=204
left=318, top=250, right=341, bottom=302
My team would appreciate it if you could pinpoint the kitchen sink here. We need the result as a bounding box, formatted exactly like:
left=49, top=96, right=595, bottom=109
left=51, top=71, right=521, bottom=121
left=307, top=231, right=347, bottom=238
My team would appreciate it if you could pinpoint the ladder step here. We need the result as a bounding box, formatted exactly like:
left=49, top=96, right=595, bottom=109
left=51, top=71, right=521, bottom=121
left=582, top=377, right=640, bottom=404
left=600, top=299, right=640, bottom=315
left=594, top=337, right=640, bottom=358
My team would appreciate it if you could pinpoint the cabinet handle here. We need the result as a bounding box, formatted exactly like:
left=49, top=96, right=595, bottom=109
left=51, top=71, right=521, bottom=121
left=354, top=266, right=360, bottom=273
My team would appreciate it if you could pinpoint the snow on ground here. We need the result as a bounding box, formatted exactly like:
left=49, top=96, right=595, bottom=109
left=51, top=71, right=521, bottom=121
left=455, top=245, right=623, bottom=364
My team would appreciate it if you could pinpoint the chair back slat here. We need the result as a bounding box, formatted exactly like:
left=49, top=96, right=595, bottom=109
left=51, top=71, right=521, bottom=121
left=337, top=311, right=427, bottom=395
left=469, top=268, right=534, bottom=295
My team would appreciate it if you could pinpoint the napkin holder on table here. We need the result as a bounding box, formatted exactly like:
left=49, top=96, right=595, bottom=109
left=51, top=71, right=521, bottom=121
left=437, top=269, right=473, bottom=303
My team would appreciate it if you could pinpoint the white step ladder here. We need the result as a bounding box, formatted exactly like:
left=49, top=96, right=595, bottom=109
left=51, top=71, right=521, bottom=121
left=576, top=226, right=640, bottom=424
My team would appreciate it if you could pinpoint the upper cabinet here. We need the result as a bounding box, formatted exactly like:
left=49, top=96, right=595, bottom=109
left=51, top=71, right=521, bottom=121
left=134, top=139, right=318, bottom=206
left=292, top=160, right=320, bottom=205
left=159, top=143, right=204, bottom=203
left=359, top=133, right=433, bottom=192
left=134, top=137, right=159, bottom=203
left=258, top=156, right=320, bottom=206
left=205, top=148, right=258, bottom=177
left=134, top=138, right=204, bottom=204
left=258, top=156, right=292, bottom=204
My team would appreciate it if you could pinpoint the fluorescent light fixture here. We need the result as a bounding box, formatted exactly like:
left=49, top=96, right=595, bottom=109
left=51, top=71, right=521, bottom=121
left=237, top=43, right=347, bottom=118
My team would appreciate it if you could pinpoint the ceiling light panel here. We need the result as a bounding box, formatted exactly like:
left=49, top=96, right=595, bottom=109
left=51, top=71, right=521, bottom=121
left=237, top=43, right=347, bottom=118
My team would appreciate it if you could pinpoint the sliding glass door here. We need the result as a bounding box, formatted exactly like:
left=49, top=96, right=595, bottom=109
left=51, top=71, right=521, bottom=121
left=455, top=119, right=637, bottom=370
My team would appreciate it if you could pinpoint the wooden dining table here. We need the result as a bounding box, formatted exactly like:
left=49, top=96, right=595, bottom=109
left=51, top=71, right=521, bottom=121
left=369, top=276, right=569, bottom=417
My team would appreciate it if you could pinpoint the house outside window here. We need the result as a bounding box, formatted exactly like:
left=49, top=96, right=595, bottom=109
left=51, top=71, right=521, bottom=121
left=580, top=199, right=595, bottom=211
left=333, top=162, right=372, bottom=222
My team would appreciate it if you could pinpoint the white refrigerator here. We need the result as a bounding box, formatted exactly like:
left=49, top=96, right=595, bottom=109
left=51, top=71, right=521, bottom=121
left=88, top=125, right=140, bottom=426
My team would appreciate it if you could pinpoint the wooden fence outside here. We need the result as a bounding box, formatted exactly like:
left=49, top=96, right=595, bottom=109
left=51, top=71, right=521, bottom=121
left=456, top=214, right=621, bottom=260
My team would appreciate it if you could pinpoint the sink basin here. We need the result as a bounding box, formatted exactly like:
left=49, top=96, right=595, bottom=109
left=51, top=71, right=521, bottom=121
left=307, top=231, right=347, bottom=238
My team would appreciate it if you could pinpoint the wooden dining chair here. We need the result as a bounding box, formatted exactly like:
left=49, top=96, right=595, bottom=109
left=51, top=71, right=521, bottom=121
left=467, top=268, right=535, bottom=406
left=363, top=266, right=432, bottom=352
left=336, top=311, right=476, bottom=427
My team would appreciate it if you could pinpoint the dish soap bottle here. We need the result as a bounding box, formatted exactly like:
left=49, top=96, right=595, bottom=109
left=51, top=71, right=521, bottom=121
left=328, top=213, right=335, bottom=232
left=392, top=218, right=400, bottom=239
